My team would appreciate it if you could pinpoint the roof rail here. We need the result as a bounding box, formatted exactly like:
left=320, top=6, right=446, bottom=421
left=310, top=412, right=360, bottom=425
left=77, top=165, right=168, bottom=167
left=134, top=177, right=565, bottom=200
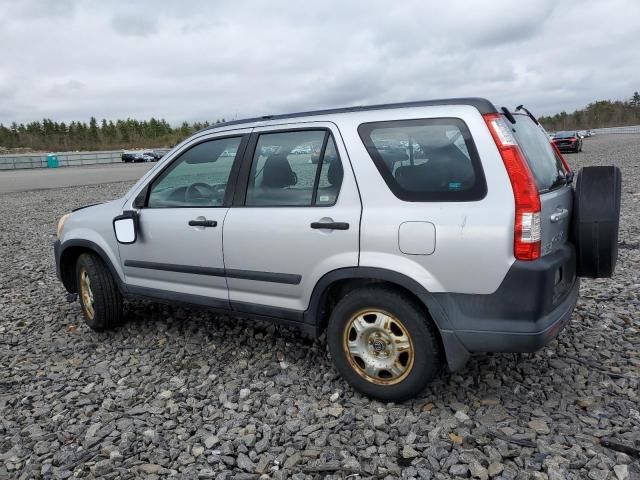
left=201, top=97, right=497, bottom=132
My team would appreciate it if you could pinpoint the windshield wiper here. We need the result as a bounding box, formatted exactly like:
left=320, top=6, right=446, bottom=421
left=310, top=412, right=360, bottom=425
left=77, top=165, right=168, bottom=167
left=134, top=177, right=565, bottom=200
left=515, top=105, right=539, bottom=125
left=501, top=107, right=516, bottom=124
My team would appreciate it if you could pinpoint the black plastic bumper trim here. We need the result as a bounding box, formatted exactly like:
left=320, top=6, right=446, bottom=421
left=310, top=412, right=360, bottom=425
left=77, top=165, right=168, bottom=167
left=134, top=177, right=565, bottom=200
left=453, top=277, right=579, bottom=353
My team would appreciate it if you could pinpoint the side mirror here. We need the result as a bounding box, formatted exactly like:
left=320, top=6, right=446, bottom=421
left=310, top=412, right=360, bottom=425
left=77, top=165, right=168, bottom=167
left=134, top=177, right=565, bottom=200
left=113, top=211, right=138, bottom=244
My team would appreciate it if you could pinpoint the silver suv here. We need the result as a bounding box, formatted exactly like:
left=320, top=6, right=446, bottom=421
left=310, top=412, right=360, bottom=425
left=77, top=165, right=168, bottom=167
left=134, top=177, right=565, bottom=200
left=54, top=98, right=621, bottom=401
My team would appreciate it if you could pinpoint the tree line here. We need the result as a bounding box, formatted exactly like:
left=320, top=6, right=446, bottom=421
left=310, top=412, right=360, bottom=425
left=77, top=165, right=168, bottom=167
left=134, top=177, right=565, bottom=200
left=2, top=91, right=639, bottom=152
left=0, top=117, right=225, bottom=153
left=538, top=91, right=640, bottom=131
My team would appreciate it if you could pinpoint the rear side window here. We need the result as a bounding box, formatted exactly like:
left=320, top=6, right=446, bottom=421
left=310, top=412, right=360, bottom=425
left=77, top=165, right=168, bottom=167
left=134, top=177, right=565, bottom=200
left=358, top=118, right=486, bottom=202
left=245, top=130, right=343, bottom=207
left=509, top=114, right=567, bottom=192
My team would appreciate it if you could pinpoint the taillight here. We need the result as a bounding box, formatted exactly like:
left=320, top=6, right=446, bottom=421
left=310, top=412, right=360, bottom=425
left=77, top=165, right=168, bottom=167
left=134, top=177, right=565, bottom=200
left=483, top=113, right=541, bottom=260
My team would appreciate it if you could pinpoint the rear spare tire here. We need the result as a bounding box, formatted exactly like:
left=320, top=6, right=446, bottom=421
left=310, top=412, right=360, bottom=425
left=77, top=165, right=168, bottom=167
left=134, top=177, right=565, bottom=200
left=572, top=166, right=621, bottom=278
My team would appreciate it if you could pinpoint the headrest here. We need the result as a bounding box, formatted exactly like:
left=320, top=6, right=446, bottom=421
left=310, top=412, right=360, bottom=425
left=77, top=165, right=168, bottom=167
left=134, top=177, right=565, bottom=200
left=261, top=154, right=297, bottom=188
left=327, top=160, right=343, bottom=186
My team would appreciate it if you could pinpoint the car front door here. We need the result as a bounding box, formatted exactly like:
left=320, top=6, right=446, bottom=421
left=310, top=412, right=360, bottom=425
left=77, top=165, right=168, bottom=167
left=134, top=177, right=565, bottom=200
left=222, top=123, right=361, bottom=315
left=117, top=131, right=250, bottom=307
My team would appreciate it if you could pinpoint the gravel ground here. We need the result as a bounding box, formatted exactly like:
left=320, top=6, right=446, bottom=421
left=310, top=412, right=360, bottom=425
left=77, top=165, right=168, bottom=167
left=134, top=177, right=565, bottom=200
left=1, top=134, right=639, bottom=479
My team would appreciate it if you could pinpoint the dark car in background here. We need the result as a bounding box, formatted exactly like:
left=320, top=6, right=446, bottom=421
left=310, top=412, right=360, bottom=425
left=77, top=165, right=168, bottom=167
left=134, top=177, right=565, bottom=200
left=147, top=151, right=164, bottom=161
left=121, top=150, right=165, bottom=163
left=552, top=131, right=583, bottom=153
left=121, top=152, right=138, bottom=163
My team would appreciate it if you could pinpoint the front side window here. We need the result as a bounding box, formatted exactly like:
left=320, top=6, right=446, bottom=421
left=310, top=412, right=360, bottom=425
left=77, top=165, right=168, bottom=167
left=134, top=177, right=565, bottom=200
left=245, top=130, right=343, bottom=206
left=147, top=136, right=242, bottom=208
left=358, top=118, right=486, bottom=202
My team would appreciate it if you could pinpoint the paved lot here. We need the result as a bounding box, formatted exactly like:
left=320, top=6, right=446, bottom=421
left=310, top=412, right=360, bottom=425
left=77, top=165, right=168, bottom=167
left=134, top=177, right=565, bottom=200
left=0, top=135, right=638, bottom=479
left=0, top=163, right=153, bottom=194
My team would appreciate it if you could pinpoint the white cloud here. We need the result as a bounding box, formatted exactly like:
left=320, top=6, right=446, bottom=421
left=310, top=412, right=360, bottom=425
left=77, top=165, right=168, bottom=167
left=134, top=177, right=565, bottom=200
left=0, top=0, right=638, bottom=125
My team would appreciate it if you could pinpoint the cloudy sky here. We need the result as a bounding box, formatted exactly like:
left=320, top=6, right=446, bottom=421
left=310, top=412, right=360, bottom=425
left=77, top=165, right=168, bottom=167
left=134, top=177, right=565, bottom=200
left=1, top=0, right=638, bottom=125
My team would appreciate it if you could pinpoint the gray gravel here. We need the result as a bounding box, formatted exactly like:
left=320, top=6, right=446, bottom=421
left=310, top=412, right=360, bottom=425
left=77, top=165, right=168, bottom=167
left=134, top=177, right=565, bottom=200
left=1, top=134, right=639, bottom=479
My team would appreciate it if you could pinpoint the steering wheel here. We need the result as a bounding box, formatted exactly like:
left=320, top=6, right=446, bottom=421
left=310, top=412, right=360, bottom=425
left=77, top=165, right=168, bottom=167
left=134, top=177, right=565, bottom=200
left=185, top=182, right=220, bottom=204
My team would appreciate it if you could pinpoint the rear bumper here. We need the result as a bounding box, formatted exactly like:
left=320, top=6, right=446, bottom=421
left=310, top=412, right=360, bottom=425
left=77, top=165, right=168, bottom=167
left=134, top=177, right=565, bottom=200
left=555, top=142, right=578, bottom=151
left=452, top=276, right=579, bottom=353
left=435, top=243, right=579, bottom=366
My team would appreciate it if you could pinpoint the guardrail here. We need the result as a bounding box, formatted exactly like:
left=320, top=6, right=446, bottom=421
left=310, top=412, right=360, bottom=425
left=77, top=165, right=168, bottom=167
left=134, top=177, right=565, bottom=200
left=0, top=149, right=170, bottom=171
left=590, top=125, right=640, bottom=135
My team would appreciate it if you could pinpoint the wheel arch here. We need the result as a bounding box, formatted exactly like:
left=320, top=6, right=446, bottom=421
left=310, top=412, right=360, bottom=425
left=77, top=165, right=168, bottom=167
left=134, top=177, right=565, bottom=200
left=57, top=239, right=125, bottom=294
left=304, top=267, right=470, bottom=372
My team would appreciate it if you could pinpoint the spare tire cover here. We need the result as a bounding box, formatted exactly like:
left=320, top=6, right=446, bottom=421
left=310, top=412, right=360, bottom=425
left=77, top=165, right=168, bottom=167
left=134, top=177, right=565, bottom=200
left=572, top=166, right=622, bottom=278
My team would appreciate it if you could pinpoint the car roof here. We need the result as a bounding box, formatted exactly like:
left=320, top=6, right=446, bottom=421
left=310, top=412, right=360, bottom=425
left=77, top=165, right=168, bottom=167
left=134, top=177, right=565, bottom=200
left=200, top=97, right=497, bottom=133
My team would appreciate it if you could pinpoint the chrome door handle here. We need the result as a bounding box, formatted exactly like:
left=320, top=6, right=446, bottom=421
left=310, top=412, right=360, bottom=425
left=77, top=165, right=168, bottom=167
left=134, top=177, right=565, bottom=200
left=550, top=208, right=569, bottom=223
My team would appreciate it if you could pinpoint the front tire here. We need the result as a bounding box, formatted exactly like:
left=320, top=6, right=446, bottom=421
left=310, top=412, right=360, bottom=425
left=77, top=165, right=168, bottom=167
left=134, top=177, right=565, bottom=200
left=75, top=253, right=123, bottom=331
left=327, top=287, right=443, bottom=402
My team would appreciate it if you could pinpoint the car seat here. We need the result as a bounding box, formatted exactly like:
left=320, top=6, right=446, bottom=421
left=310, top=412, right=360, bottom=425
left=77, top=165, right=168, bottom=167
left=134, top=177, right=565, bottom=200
left=261, top=154, right=297, bottom=189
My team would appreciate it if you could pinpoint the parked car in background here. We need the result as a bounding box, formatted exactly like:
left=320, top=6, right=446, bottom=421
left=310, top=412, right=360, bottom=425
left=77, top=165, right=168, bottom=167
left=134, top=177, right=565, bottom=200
left=55, top=98, right=621, bottom=401
left=147, top=151, right=165, bottom=161
left=141, top=151, right=157, bottom=162
left=121, top=152, right=138, bottom=163
left=552, top=131, right=583, bottom=153
left=122, top=150, right=165, bottom=163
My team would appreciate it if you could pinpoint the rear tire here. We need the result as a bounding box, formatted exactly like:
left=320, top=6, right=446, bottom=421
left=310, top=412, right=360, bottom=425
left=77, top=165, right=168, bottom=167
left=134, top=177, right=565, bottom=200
left=327, top=287, right=442, bottom=402
left=75, top=253, right=124, bottom=331
left=572, top=166, right=622, bottom=278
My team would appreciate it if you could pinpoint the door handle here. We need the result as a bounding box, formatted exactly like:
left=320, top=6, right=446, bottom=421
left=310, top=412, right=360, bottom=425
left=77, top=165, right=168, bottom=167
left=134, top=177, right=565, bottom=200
left=188, top=219, right=217, bottom=227
left=310, top=222, right=349, bottom=230
left=550, top=208, right=569, bottom=223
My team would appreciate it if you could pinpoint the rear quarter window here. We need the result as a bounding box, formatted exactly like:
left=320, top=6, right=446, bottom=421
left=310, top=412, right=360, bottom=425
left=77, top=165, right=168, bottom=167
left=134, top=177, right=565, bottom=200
left=358, top=118, right=487, bottom=202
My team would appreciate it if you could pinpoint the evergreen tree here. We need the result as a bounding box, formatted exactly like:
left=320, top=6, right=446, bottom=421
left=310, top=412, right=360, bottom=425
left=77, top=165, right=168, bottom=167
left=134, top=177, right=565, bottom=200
left=89, top=117, right=99, bottom=146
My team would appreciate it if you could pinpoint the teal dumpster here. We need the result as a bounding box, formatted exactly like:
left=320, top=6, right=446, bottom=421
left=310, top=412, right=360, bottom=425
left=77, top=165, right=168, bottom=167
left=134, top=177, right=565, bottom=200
left=47, top=154, right=59, bottom=168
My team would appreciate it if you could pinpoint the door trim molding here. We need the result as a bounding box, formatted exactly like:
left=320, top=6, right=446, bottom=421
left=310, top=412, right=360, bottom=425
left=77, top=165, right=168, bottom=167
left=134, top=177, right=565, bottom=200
left=226, top=269, right=301, bottom=285
left=125, top=260, right=225, bottom=277
left=124, top=260, right=301, bottom=285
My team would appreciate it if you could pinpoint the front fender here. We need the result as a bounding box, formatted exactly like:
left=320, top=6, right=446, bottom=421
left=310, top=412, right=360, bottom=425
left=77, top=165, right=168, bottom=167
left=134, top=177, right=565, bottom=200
left=57, top=236, right=126, bottom=293
left=57, top=200, right=127, bottom=292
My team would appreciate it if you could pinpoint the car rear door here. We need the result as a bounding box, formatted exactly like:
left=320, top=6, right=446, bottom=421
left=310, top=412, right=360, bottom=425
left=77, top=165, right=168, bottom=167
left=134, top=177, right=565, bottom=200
left=222, top=122, right=361, bottom=314
left=117, top=130, right=250, bottom=306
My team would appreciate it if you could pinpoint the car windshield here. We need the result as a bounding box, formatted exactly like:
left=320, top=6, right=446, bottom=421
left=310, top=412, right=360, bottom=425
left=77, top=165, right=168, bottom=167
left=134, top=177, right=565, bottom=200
left=554, top=131, right=576, bottom=138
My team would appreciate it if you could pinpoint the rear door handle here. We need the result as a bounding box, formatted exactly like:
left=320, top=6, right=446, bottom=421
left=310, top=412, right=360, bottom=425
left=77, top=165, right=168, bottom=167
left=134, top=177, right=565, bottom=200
left=310, top=222, right=349, bottom=230
left=189, top=219, right=217, bottom=227
left=550, top=208, right=569, bottom=223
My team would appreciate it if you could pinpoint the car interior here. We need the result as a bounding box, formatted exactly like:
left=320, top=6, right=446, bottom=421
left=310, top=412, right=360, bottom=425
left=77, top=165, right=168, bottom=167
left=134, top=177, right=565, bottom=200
left=375, top=126, right=476, bottom=193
